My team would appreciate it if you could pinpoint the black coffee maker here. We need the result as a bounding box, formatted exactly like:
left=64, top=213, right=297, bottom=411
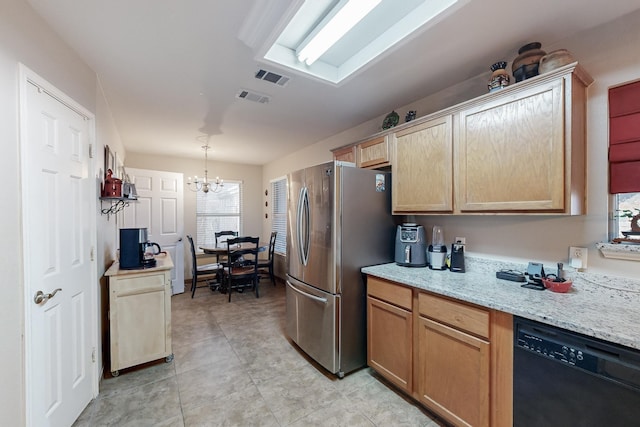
left=119, top=228, right=161, bottom=269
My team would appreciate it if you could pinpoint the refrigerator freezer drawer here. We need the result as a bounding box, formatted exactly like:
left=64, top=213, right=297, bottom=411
left=286, top=277, right=339, bottom=375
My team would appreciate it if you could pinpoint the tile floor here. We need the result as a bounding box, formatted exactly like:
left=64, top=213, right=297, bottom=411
left=74, top=281, right=443, bottom=426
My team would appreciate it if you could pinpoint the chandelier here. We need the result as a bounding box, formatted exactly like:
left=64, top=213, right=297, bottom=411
left=187, top=143, right=223, bottom=193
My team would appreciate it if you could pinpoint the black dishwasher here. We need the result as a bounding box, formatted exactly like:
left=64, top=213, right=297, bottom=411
left=514, top=317, right=640, bottom=427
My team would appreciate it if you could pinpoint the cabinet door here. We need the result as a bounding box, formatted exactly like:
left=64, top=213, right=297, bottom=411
left=333, top=145, right=356, bottom=164
left=110, top=271, right=171, bottom=371
left=358, top=136, right=389, bottom=169
left=418, top=316, right=490, bottom=427
left=367, top=296, right=412, bottom=392
left=457, top=79, right=565, bottom=212
left=393, top=115, right=453, bottom=213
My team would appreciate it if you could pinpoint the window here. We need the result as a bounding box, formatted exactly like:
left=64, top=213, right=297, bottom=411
left=196, top=181, right=243, bottom=248
left=271, top=177, right=287, bottom=255
left=614, top=192, right=640, bottom=238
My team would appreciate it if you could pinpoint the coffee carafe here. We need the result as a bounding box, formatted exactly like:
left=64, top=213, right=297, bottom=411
left=142, top=241, right=162, bottom=268
left=428, top=225, right=447, bottom=270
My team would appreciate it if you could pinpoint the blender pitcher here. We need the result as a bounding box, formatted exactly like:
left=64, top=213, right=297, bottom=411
left=428, top=225, right=447, bottom=270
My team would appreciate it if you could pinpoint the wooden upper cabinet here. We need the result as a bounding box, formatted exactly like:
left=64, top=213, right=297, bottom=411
left=357, top=135, right=390, bottom=168
left=392, top=115, right=454, bottom=213
left=456, top=65, right=592, bottom=214
left=333, top=145, right=356, bottom=164
left=457, top=79, right=565, bottom=212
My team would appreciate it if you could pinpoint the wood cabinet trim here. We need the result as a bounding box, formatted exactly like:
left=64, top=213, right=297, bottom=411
left=490, top=311, right=513, bottom=427
left=367, top=276, right=412, bottom=310
left=418, top=292, right=490, bottom=339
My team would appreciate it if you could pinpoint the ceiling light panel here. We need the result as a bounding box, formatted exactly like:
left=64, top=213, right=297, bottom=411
left=296, top=0, right=382, bottom=66
left=263, top=0, right=465, bottom=84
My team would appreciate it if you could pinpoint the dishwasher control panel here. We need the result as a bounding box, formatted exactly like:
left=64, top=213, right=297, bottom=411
left=516, top=328, right=598, bottom=373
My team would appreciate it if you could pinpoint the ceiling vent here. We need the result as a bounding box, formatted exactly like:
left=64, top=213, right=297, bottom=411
left=255, top=68, right=291, bottom=87
left=236, top=89, right=271, bottom=104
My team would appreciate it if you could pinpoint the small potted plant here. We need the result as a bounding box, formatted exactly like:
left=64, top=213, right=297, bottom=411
left=617, top=208, right=640, bottom=234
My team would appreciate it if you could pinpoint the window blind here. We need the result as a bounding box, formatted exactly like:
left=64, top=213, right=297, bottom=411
left=196, top=181, right=243, bottom=248
left=271, top=177, right=287, bottom=255
left=609, top=80, right=640, bottom=194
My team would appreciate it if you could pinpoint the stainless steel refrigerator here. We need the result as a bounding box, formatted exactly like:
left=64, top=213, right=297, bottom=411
left=286, top=161, right=395, bottom=378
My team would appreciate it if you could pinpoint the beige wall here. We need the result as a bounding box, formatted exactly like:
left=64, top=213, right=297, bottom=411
left=124, top=152, right=263, bottom=280
left=263, top=9, right=640, bottom=280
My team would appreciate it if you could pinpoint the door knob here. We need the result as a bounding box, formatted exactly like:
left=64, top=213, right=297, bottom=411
left=34, top=288, right=62, bottom=305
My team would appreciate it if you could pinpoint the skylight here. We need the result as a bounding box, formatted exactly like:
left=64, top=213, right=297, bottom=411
left=263, top=0, right=463, bottom=85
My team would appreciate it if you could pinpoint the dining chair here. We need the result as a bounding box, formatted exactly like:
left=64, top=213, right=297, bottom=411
left=187, top=235, right=222, bottom=298
left=214, top=230, right=238, bottom=265
left=222, top=236, right=260, bottom=302
left=258, top=231, right=277, bottom=286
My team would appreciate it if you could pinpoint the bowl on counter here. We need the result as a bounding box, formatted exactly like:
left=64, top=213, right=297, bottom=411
left=542, top=277, right=573, bottom=293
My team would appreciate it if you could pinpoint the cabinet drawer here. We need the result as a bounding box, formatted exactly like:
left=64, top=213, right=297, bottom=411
left=418, top=292, right=489, bottom=339
left=367, top=277, right=412, bottom=311
left=112, top=273, right=166, bottom=296
left=358, top=136, right=389, bottom=168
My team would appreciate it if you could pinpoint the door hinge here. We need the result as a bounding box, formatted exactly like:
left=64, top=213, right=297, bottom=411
left=90, top=246, right=95, bottom=261
left=89, top=144, right=94, bottom=159
left=92, top=347, right=96, bottom=363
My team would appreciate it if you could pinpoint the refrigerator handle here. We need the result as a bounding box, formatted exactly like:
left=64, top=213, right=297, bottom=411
left=286, top=280, right=328, bottom=304
left=297, top=186, right=310, bottom=266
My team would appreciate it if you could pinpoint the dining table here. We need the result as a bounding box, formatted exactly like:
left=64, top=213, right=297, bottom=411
left=199, top=242, right=267, bottom=256
left=199, top=241, right=268, bottom=294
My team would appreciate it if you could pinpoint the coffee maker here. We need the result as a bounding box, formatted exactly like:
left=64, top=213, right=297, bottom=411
left=119, top=228, right=161, bottom=269
left=428, top=225, right=447, bottom=270
left=395, top=223, right=427, bottom=267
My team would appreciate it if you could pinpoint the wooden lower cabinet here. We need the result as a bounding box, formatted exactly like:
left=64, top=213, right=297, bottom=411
left=365, top=275, right=513, bottom=426
left=417, top=316, right=490, bottom=427
left=367, top=296, right=413, bottom=392
left=366, top=277, right=413, bottom=392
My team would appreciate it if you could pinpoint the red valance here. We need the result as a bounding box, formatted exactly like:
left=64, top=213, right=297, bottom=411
left=609, top=80, right=640, bottom=194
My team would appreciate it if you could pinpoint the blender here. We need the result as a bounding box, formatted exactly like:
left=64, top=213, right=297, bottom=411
left=428, top=225, right=447, bottom=270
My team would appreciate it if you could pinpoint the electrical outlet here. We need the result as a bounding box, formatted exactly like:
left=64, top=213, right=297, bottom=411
left=569, top=246, right=588, bottom=269
left=455, top=237, right=466, bottom=245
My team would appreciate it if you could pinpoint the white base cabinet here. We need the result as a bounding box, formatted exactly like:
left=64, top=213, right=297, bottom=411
left=105, top=254, right=174, bottom=376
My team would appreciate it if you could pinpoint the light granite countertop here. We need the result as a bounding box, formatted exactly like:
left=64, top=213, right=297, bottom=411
left=362, top=256, right=640, bottom=351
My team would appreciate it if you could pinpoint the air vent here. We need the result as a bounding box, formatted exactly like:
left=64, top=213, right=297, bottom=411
left=236, top=89, right=270, bottom=104
left=255, top=68, right=291, bottom=87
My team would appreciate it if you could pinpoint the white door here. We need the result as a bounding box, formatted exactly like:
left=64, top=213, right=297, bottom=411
left=20, top=68, right=96, bottom=426
left=120, top=168, right=185, bottom=294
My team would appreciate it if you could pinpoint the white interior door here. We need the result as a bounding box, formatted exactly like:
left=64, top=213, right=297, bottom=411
left=120, top=168, right=185, bottom=294
left=21, top=69, right=96, bottom=426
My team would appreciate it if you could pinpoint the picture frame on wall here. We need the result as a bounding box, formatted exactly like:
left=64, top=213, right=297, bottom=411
left=104, top=145, right=114, bottom=177
left=115, top=152, right=124, bottom=180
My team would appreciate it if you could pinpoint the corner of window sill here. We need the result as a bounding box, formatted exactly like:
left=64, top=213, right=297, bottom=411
left=596, top=242, right=640, bottom=261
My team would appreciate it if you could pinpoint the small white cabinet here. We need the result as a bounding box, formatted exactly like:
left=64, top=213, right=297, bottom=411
left=105, top=253, right=174, bottom=376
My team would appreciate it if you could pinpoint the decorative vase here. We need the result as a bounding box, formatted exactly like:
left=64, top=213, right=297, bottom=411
left=511, top=42, right=546, bottom=82
left=488, top=61, right=510, bottom=92
left=538, top=49, right=575, bottom=74
left=405, top=110, right=417, bottom=122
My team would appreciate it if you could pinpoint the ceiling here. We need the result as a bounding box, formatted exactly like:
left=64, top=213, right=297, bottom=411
left=26, top=0, right=640, bottom=165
